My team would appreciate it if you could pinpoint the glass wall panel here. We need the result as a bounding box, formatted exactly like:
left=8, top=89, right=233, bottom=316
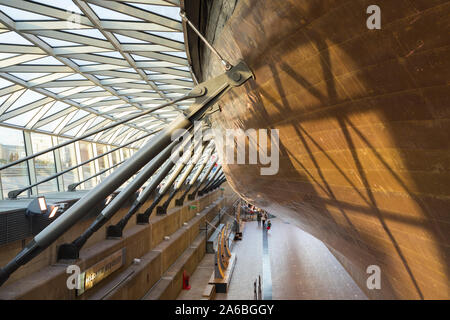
left=58, top=137, right=79, bottom=190
left=95, top=143, right=110, bottom=181
left=31, top=132, right=58, bottom=194
left=79, top=141, right=96, bottom=189
left=0, top=126, right=140, bottom=198
left=111, top=149, right=121, bottom=166
left=0, top=126, right=29, bottom=199
left=123, top=148, right=131, bottom=160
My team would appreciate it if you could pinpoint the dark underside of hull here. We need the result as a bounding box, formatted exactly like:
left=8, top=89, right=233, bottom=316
left=185, top=0, right=450, bottom=299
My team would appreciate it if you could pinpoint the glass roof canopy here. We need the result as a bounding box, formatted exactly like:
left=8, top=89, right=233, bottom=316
left=0, top=0, right=193, bottom=148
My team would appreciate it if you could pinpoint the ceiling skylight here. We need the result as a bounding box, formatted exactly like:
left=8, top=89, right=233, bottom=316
left=0, top=0, right=193, bottom=146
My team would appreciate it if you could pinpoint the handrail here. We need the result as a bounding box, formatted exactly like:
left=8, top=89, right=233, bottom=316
left=7, top=130, right=159, bottom=199
left=0, top=93, right=199, bottom=171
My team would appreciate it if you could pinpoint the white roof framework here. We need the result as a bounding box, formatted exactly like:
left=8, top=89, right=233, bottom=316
left=0, top=0, right=193, bottom=148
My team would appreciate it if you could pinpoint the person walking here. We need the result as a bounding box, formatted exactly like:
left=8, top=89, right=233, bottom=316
left=261, top=212, right=266, bottom=228
left=257, top=211, right=262, bottom=227
left=267, top=219, right=272, bottom=231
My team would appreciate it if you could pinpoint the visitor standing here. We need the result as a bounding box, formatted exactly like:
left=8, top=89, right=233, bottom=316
left=261, top=212, right=266, bottom=228
left=257, top=211, right=262, bottom=226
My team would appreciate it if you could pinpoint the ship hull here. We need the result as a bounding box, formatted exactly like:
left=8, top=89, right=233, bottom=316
left=197, top=0, right=450, bottom=299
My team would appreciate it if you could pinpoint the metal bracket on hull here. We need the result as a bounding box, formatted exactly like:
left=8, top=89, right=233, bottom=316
left=184, top=60, right=254, bottom=123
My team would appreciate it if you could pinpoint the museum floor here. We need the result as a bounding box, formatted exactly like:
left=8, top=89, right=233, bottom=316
left=177, top=219, right=368, bottom=300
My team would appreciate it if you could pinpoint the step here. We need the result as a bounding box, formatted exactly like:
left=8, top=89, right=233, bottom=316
left=141, top=232, right=206, bottom=300
left=202, top=284, right=215, bottom=300
left=0, top=191, right=223, bottom=300
left=88, top=198, right=223, bottom=300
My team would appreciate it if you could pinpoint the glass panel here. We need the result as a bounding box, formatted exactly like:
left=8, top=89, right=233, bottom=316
left=0, top=127, right=29, bottom=199
left=111, top=149, right=121, bottom=166
left=31, top=132, right=58, bottom=194
left=95, top=143, right=110, bottom=181
left=122, top=148, right=130, bottom=160
left=7, top=89, right=46, bottom=112
left=79, top=141, right=96, bottom=189
left=58, top=137, right=79, bottom=191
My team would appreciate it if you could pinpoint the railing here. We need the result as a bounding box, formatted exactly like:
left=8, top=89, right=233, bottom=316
left=0, top=95, right=193, bottom=172
left=67, top=160, right=125, bottom=192
left=1, top=89, right=205, bottom=199
left=7, top=131, right=156, bottom=199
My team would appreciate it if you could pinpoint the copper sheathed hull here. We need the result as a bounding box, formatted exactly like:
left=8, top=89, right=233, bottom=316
left=201, top=0, right=450, bottom=299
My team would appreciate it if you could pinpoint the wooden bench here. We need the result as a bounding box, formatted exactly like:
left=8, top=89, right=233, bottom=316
left=208, top=253, right=237, bottom=293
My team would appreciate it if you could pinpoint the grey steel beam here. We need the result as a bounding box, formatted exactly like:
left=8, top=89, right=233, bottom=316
left=187, top=159, right=218, bottom=200
left=156, top=140, right=211, bottom=215
left=199, top=172, right=225, bottom=196
left=104, top=128, right=201, bottom=238
left=204, top=175, right=227, bottom=194
left=135, top=137, right=201, bottom=223
left=197, top=167, right=222, bottom=197
left=57, top=136, right=184, bottom=259
left=0, top=61, right=254, bottom=286
left=175, top=149, right=215, bottom=206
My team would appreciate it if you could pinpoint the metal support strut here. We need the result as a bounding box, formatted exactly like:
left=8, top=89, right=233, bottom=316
left=0, top=61, right=254, bottom=286
left=156, top=141, right=211, bottom=215
left=198, top=168, right=223, bottom=196
left=180, top=11, right=232, bottom=71
left=58, top=136, right=184, bottom=259
left=103, top=127, right=202, bottom=240
left=175, top=149, right=215, bottom=206
left=137, top=138, right=202, bottom=222
left=187, top=160, right=217, bottom=200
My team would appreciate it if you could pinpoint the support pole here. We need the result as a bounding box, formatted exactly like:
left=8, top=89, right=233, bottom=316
left=198, top=168, right=222, bottom=196
left=209, top=174, right=225, bottom=191
left=205, top=175, right=226, bottom=194
left=105, top=128, right=204, bottom=238
left=187, top=160, right=217, bottom=200
left=57, top=137, right=186, bottom=259
left=175, top=148, right=215, bottom=206
left=136, top=138, right=201, bottom=223
left=156, top=141, right=210, bottom=215
left=0, top=61, right=254, bottom=286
